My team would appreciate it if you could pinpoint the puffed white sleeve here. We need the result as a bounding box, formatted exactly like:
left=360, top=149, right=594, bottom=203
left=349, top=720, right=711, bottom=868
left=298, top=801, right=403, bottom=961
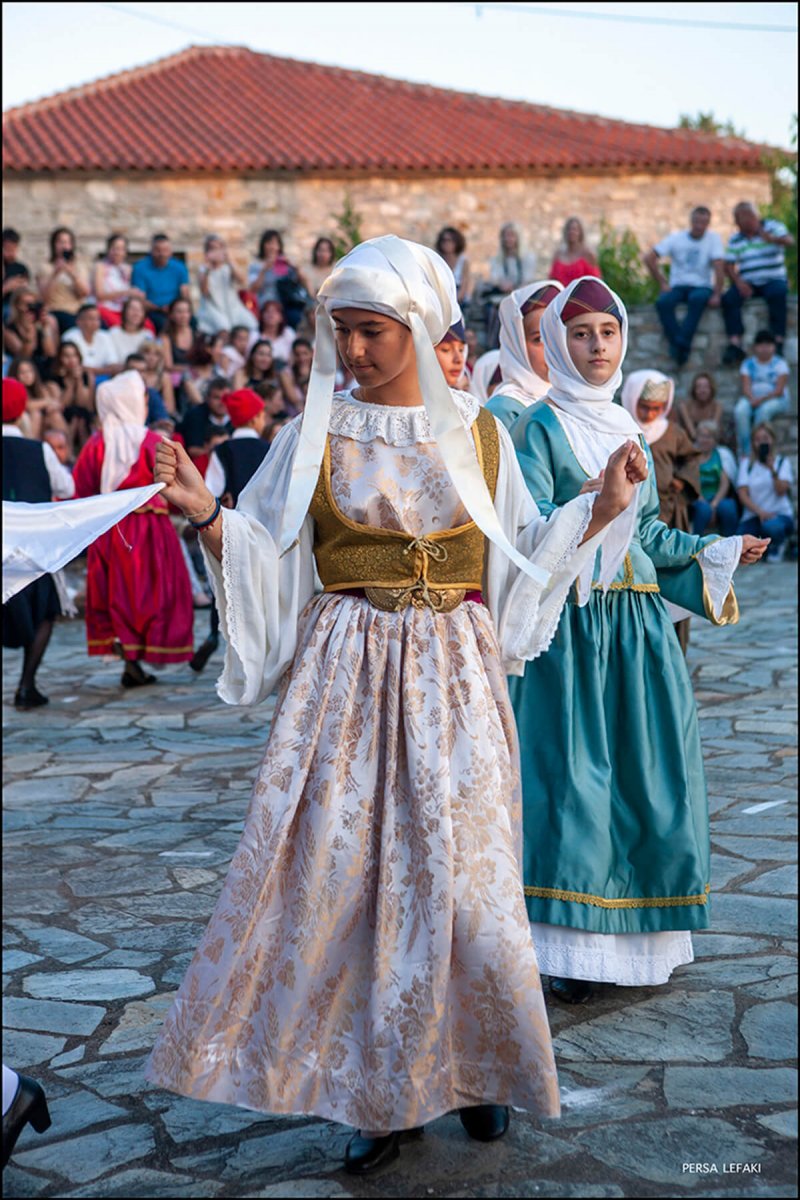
left=199, top=419, right=317, bottom=706
left=484, top=421, right=608, bottom=673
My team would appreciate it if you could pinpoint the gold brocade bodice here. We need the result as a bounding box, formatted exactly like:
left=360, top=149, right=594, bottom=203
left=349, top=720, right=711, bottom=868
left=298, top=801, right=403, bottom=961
left=309, top=407, right=500, bottom=611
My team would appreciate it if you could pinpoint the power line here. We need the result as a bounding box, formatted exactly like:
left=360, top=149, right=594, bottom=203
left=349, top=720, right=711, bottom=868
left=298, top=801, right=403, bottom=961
left=459, top=2, right=797, bottom=33
left=99, top=3, right=223, bottom=41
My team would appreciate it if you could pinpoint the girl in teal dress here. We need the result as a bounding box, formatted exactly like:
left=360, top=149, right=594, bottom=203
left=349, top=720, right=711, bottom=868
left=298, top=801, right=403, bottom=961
left=508, top=277, right=769, bottom=1004
left=486, top=280, right=562, bottom=430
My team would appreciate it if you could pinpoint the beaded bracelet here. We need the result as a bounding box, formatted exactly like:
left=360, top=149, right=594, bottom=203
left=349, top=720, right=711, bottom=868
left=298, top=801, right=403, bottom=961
left=188, top=498, right=221, bottom=530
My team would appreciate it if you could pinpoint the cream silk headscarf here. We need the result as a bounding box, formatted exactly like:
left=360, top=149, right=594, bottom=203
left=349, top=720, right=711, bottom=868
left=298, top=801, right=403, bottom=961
left=280, top=235, right=549, bottom=586
left=490, top=279, right=563, bottom=406
left=621, top=369, right=675, bottom=446
left=539, top=276, right=643, bottom=593
left=469, top=350, right=501, bottom=404
left=96, top=370, right=149, bottom=494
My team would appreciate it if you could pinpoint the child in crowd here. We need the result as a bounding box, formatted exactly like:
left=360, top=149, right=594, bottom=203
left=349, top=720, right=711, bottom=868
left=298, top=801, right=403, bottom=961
left=734, top=330, right=791, bottom=458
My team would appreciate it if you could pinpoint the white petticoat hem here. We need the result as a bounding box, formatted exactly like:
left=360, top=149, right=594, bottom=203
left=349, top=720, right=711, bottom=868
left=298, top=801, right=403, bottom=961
left=530, top=923, right=694, bottom=986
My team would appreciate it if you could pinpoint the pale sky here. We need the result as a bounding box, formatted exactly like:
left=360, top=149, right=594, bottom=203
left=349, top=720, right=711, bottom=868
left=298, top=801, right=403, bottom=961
left=2, top=1, right=797, bottom=148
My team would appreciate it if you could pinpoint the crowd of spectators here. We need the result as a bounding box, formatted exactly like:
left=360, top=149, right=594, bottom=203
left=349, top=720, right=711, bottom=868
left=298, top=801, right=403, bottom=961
left=3, top=211, right=794, bottom=562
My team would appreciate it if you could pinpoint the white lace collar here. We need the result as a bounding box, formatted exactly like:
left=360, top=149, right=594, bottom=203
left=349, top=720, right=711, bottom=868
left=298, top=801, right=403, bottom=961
left=328, top=389, right=481, bottom=446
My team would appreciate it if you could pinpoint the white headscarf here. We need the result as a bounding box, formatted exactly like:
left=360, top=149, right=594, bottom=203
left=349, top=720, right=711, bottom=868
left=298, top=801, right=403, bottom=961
left=469, top=349, right=501, bottom=404
left=539, top=276, right=643, bottom=594
left=490, top=279, right=563, bottom=407
left=280, top=235, right=549, bottom=586
left=621, top=369, right=675, bottom=446
left=96, top=370, right=148, bottom=494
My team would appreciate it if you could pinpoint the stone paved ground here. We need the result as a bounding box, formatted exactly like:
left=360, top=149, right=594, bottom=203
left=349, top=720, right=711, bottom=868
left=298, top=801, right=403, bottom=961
left=3, top=565, right=797, bottom=1199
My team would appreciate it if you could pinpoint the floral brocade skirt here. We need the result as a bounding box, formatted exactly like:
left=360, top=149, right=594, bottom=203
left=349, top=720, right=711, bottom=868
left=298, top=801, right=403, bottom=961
left=146, top=592, right=560, bottom=1130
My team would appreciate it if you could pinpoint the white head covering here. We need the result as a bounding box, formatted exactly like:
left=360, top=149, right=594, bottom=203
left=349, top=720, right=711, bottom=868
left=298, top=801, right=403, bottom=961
left=96, top=370, right=148, bottom=494
left=621, top=369, right=675, bottom=446
left=281, top=235, right=549, bottom=585
left=490, top=279, right=563, bottom=406
left=469, top=350, right=501, bottom=404
left=539, top=276, right=643, bottom=594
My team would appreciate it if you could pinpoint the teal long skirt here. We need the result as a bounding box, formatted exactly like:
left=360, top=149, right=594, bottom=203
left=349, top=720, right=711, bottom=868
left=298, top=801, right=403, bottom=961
left=509, top=589, right=711, bottom=935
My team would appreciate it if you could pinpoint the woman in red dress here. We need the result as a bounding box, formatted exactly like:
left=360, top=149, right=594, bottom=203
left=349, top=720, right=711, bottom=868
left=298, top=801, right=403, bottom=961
left=550, top=216, right=602, bottom=289
left=72, top=370, right=194, bottom=687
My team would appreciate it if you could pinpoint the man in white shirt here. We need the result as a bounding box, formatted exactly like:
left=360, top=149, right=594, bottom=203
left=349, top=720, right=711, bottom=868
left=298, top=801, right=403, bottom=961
left=62, top=304, right=117, bottom=375
left=644, top=207, right=725, bottom=366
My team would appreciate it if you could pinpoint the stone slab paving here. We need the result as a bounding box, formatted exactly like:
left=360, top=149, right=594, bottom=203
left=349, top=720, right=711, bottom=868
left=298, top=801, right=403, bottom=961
left=2, top=566, right=796, bottom=1199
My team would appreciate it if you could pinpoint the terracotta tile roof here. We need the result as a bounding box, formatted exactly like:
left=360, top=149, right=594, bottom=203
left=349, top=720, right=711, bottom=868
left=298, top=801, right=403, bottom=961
left=2, top=45, right=773, bottom=175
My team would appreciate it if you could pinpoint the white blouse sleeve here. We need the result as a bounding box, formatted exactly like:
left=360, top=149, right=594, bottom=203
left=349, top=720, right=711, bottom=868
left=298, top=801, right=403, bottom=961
left=485, top=421, right=608, bottom=674
left=199, top=419, right=317, bottom=706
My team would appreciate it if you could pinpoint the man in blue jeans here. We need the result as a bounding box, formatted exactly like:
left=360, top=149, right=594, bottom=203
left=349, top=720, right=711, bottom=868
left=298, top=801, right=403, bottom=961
left=645, top=206, right=725, bottom=366
left=721, top=203, right=794, bottom=366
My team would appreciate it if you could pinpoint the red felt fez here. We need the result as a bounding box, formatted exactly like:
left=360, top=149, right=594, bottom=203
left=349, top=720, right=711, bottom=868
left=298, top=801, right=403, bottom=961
left=223, top=388, right=265, bottom=428
left=2, top=377, right=28, bottom=423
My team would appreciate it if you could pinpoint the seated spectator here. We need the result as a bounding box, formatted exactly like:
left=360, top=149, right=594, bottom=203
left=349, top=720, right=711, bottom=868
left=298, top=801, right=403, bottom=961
left=3, top=288, right=59, bottom=380
left=435, top=227, right=472, bottom=304
left=196, top=235, right=258, bottom=336
left=256, top=381, right=292, bottom=440
left=62, top=304, right=117, bottom=375
left=3, top=228, right=31, bottom=315
left=483, top=224, right=537, bottom=347
left=550, top=217, right=602, bottom=289
left=233, top=338, right=293, bottom=404
left=52, top=341, right=96, bottom=453
left=220, top=324, right=254, bottom=378
left=159, top=297, right=198, bottom=396
left=247, top=229, right=309, bottom=329
left=177, top=375, right=233, bottom=467
left=674, top=370, right=738, bottom=481
left=124, top=352, right=173, bottom=425
left=305, top=237, right=336, bottom=301
left=692, top=420, right=740, bottom=537
left=644, top=206, right=724, bottom=365
left=131, top=233, right=190, bottom=334
left=7, top=356, right=66, bottom=440
left=207, top=330, right=236, bottom=383
left=35, top=227, right=91, bottom=335
left=721, top=202, right=794, bottom=364
left=139, top=339, right=175, bottom=414
left=257, top=300, right=296, bottom=365
left=736, top=421, right=794, bottom=561
left=283, top=337, right=313, bottom=414
left=93, top=233, right=146, bottom=328
left=734, top=329, right=791, bottom=457
left=108, top=297, right=154, bottom=364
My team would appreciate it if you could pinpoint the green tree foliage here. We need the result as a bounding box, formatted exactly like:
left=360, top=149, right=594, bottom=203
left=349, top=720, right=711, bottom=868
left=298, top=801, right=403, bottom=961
left=678, top=111, right=745, bottom=138
left=597, top=221, right=659, bottom=306
left=331, top=195, right=364, bottom=260
left=761, top=115, right=797, bottom=292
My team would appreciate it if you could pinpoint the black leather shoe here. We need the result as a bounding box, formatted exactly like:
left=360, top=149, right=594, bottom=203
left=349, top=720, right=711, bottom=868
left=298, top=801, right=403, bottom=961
left=3, top=1074, right=51, bottom=1168
left=344, top=1127, right=424, bottom=1175
left=13, top=687, right=49, bottom=710
left=189, top=635, right=219, bottom=674
left=549, top=976, right=593, bottom=1005
left=459, top=1104, right=510, bottom=1142
left=121, top=665, right=156, bottom=688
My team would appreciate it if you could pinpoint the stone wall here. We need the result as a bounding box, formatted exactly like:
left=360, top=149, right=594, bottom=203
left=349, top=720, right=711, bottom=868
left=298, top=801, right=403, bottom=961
left=3, top=168, right=772, bottom=287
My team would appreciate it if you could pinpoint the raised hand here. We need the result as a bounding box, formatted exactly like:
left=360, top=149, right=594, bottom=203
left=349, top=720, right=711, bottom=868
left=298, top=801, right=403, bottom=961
left=154, top=438, right=214, bottom=516
left=739, top=535, right=770, bottom=564
left=598, top=440, right=648, bottom=518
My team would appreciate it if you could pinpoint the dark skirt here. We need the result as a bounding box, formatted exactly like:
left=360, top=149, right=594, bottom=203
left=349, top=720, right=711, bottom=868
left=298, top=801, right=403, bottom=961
left=2, top=575, right=61, bottom=649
